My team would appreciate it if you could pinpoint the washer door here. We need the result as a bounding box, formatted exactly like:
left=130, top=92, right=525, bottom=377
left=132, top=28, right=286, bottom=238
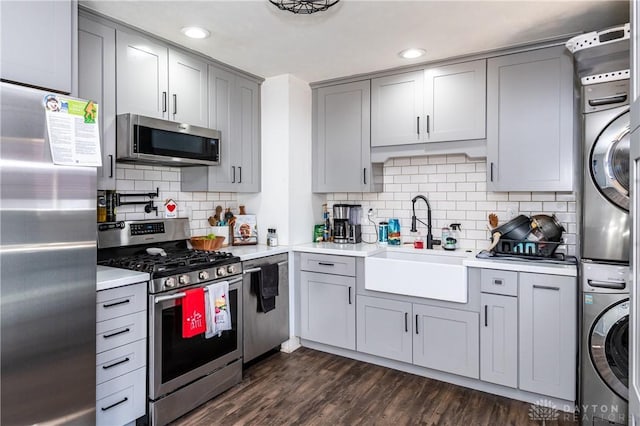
left=590, top=299, right=629, bottom=401
left=590, top=110, right=630, bottom=211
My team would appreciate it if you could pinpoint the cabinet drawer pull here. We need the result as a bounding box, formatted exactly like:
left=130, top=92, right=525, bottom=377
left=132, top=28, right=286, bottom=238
left=416, top=116, right=420, bottom=135
left=173, top=94, right=177, bottom=115
left=232, top=166, right=236, bottom=183
left=102, top=299, right=130, bottom=309
left=493, top=279, right=503, bottom=286
left=484, top=305, right=488, bottom=327
left=415, top=314, right=419, bottom=334
left=103, top=328, right=130, bottom=339
left=405, top=312, right=408, bottom=332
left=533, top=285, right=559, bottom=291
left=102, top=357, right=130, bottom=370
left=318, top=262, right=334, bottom=267
left=108, top=154, right=114, bottom=178
left=162, top=92, right=167, bottom=113
left=348, top=287, right=352, bottom=305
left=101, top=397, right=128, bottom=412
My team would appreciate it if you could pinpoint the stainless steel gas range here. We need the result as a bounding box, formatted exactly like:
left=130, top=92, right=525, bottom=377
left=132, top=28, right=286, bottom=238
left=98, top=218, right=243, bottom=426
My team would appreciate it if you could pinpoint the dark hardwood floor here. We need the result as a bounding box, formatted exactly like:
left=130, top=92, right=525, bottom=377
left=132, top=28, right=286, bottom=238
left=172, top=347, right=579, bottom=425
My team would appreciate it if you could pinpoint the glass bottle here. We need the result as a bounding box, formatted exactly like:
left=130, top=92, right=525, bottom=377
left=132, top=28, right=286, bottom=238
left=267, top=228, right=279, bottom=247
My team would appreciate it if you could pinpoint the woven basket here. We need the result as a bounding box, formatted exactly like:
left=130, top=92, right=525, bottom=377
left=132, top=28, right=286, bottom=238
left=191, top=236, right=225, bottom=251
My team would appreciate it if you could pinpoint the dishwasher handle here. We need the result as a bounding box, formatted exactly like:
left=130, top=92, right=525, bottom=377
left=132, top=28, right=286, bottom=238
left=243, top=260, right=288, bottom=275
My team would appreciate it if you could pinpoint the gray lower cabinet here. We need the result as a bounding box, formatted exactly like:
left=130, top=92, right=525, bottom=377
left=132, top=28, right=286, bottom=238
left=480, top=293, right=518, bottom=388
left=486, top=45, right=574, bottom=191
left=181, top=70, right=261, bottom=193
left=1, top=0, right=74, bottom=94
left=300, top=271, right=356, bottom=350
left=78, top=15, right=117, bottom=190
left=313, top=80, right=381, bottom=193
left=413, top=304, right=479, bottom=379
left=356, top=295, right=413, bottom=363
left=518, top=272, right=576, bottom=400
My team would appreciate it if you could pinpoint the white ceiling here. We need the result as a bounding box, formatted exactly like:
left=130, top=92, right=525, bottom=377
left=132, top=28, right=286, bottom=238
left=81, top=0, right=630, bottom=83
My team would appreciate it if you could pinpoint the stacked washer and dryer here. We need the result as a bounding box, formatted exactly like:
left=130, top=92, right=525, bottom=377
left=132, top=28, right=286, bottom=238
left=567, top=24, right=631, bottom=425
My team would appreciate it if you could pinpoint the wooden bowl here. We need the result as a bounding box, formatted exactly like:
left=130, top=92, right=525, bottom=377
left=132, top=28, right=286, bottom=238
left=191, top=236, right=225, bottom=251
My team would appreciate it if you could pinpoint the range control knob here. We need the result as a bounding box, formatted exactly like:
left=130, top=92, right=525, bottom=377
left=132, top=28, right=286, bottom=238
left=227, top=265, right=236, bottom=274
left=164, top=277, right=176, bottom=288
left=216, top=267, right=227, bottom=277
left=178, top=275, right=189, bottom=285
left=198, top=271, right=210, bottom=280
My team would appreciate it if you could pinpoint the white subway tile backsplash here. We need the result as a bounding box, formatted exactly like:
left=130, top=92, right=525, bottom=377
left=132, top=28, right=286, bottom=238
left=326, top=154, right=577, bottom=253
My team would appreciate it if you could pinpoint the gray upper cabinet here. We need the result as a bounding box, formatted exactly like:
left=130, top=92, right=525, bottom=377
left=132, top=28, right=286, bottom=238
left=116, top=31, right=168, bottom=119
left=371, top=71, right=423, bottom=147
left=78, top=16, right=117, bottom=190
left=486, top=46, right=574, bottom=191
left=413, top=304, right=479, bottom=379
left=313, top=80, right=380, bottom=193
left=357, top=295, right=413, bottom=363
left=168, top=50, right=208, bottom=127
left=518, top=272, right=576, bottom=401
left=116, top=30, right=208, bottom=127
left=1, top=0, right=74, bottom=94
left=424, top=59, right=486, bottom=142
left=480, top=292, right=518, bottom=388
left=370, top=60, right=486, bottom=147
left=299, top=271, right=356, bottom=350
left=182, top=68, right=261, bottom=193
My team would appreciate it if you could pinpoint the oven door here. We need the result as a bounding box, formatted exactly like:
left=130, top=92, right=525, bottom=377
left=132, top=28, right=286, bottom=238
left=149, top=276, right=242, bottom=400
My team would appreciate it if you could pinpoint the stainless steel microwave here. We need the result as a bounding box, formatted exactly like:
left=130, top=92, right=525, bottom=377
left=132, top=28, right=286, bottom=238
left=116, top=113, right=220, bottom=166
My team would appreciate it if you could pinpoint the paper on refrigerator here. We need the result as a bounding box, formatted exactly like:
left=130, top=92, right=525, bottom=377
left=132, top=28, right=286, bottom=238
left=44, top=94, right=102, bottom=167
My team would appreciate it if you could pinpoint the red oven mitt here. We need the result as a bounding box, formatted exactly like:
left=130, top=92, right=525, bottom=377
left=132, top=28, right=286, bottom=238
left=182, top=288, right=206, bottom=338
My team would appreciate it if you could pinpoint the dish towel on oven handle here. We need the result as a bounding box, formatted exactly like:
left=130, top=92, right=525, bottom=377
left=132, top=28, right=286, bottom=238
left=205, top=281, right=231, bottom=338
left=182, top=288, right=206, bottom=338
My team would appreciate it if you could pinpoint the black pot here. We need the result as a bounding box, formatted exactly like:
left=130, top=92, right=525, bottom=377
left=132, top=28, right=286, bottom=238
left=531, top=214, right=564, bottom=242
left=493, top=214, right=532, bottom=241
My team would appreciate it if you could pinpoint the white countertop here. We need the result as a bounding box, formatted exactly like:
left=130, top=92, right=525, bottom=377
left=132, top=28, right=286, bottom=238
left=97, top=265, right=150, bottom=292
left=220, top=244, right=290, bottom=261
left=292, top=242, right=578, bottom=276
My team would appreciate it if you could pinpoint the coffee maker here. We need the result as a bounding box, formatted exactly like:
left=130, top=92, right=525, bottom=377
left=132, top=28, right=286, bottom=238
left=332, top=204, right=362, bottom=244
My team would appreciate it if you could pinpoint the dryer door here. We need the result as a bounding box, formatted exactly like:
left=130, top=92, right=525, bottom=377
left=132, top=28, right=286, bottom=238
left=590, top=299, right=630, bottom=401
left=591, top=110, right=630, bottom=211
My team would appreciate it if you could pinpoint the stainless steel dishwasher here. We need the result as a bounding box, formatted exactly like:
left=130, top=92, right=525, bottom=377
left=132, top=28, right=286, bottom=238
left=242, top=253, right=289, bottom=363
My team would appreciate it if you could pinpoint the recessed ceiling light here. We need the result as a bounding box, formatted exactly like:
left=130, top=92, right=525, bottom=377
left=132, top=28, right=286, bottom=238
left=399, top=48, right=426, bottom=59
left=181, top=26, right=210, bottom=39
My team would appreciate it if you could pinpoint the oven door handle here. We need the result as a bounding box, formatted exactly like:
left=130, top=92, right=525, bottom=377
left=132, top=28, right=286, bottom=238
left=154, top=276, right=243, bottom=304
left=243, top=260, right=288, bottom=275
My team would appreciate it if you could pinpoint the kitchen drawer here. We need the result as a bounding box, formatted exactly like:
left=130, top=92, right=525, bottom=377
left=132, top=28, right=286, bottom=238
left=300, top=253, right=356, bottom=276
left=96, top=366, right=146, bottom=426
left=480, top=269, right=518, bottom=296
left=97, top=311, right=147, bottom=354
left=97, top=282, right=146, bottom=322
left=97, top=338, right=146, bottom=385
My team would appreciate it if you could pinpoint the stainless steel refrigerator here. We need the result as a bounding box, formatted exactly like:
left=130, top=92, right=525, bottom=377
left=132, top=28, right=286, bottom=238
left=0, top=82, right=96, bottom=424
left=632, top=3, right=640, bottom=423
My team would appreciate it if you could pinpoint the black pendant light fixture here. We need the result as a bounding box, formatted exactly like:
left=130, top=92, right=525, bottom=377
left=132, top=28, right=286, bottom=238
left=269, top=0, right=340, bottom=14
